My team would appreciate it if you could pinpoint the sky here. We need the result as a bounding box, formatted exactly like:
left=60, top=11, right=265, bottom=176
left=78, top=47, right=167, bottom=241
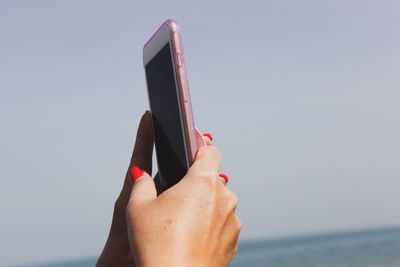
left=1, top=0, right=399, bottom=266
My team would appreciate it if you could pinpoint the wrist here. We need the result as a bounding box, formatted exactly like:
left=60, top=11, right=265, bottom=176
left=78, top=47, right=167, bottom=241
left=97, top=232, right=133, bottom=267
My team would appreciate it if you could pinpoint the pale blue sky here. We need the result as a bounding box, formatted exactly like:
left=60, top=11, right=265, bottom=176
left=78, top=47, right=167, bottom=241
left=1, top=0, right=399, bottom=266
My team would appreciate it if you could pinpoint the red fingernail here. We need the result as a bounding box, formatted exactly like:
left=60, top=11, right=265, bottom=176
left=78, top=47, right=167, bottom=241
left=219, top=174, right=228, bottom=184
left=145, top=110, right=150, bottom=113
left=203, top=133, right=213, bottom=141
left=130, top=166, right=143, bottom=182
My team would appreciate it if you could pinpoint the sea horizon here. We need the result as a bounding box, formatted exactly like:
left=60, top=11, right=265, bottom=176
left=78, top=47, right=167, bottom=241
left=18, top=225, right=400, bottom=267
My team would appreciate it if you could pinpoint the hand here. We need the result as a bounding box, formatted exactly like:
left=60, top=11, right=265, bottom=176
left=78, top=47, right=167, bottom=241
left=127, top=146, right=241, bottom=267
left=96, top=112, right=155, bottom=267
left=96, top=111, right=216, bottom=266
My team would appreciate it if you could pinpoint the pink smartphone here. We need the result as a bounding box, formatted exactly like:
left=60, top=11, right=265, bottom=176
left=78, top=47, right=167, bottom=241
left=143, top=20, right=197, bottom=189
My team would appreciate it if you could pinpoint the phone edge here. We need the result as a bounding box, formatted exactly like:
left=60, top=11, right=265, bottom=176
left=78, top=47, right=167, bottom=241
left=142, top=19, right=197, bottom=175
left=167, top=20, right=197, bottom=166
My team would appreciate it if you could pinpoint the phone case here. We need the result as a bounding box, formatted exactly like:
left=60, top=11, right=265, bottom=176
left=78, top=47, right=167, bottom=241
left=144, top=20, right=198, bottom=166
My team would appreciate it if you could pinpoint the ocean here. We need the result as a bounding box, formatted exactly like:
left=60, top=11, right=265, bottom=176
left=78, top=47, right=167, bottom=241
left=26, top=227, right=400, bottom=267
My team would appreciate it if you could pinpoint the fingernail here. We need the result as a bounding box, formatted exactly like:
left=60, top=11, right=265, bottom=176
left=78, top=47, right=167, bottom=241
left=203, top=133, right=213, bottom=141
left=219, top=173, right=228, bottom=184
left=130, top=166, right=143, bottom=182
left=145, top=110, right=150, bottom=113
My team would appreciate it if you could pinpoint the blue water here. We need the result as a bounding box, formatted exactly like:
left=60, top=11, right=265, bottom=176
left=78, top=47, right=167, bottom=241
left=230, top=227, right=400, bottom=267
left=25, top=227, right=400, bottom=267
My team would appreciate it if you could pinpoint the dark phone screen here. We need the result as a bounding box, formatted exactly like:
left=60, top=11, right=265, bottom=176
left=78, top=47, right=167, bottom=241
left=145, top=43, right=188, bottom=188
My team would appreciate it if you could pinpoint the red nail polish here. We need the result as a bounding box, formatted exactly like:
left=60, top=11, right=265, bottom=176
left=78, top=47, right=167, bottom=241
left=145, top=110, right=150, bottom=113
left=219, top=174, right=228, bottom=184
left=203, top=133, right=213, bottom=141
left=130, top=166, right=143, bottom=182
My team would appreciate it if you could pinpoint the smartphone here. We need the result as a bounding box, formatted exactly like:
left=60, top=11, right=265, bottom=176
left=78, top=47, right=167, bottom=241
left=143, top=20, right=197, bottom=190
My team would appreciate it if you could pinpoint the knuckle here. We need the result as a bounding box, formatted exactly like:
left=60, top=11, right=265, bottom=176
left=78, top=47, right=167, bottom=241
left=225, top=191, right=238, bottom=211
left=197, top=145, right=221, bottom=160
left=234, top=244, right=238, bottom=254
left=209, top=146, right=221, bottom=160
left=196, top=146, right=207, bottom=158
left=235, top=216, right=242, bottom=232
left=198, top=170, right=219, bottom=187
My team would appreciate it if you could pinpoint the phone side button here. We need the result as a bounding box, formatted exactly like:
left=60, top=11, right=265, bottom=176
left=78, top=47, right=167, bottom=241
left=177, top=53, right=184, bottom=67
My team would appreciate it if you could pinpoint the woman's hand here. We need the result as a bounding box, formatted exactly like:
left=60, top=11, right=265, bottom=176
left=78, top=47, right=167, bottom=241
left=127, top=145, right=241, bottom=267
left=97, top=112, right=155, bottom=267
left=97, top=111, right=240, bottom=267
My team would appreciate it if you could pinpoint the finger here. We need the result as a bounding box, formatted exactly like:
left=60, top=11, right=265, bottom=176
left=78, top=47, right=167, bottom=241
left=202, top=133, right=213, bottom=146
left=130, top=111, right=154, bottom=174
left=186, top=145, right=221, bottom=179
left=219, top=173, right=228, bottom=185
left=129, top=166, right=157, bottom=205
left=195, top=127, right=206, bottom=149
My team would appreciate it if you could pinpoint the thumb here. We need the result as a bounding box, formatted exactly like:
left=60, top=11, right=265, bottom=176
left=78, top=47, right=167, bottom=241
left=129, top=166, right=157, bottom=206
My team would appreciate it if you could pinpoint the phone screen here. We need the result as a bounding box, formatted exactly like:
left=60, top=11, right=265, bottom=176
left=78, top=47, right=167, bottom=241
left=145, top=42, right=188, bottom=188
